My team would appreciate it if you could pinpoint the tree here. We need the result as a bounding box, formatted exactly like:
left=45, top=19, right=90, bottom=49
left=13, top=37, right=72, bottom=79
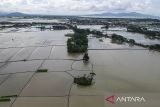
left=83, top=52, right=89, bottom=62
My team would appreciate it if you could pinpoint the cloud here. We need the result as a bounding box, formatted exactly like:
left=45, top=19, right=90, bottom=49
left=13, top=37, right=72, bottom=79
left=0, top=0, right=153, bottom=15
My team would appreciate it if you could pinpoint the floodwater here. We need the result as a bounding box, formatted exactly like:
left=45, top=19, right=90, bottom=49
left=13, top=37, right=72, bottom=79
left=28, top=46, right=52, bottom=60
left=0, top=60, right=43, bottom=74
left=88, top=37, right=144, bottom=49
left=0, top=24, right=160, bottom=107
left=10, top=47, right=35, bottom=61
left=12, top=97, right=68, bottom=107
left=77, top=25, right=104, bottom=32
left=0, top=29, right=73, bottom=48
left=40, top=60, right=73, bottom=72
left=0, top=48, right=21, bottom=62
left=0, top=72, right=34, bottom=96
left=89, top=50, right=160, bottom=93
left=107, top=30, right=160, bottom=45
left=49, top=46, right=83, bottom=60
left=20, top=72, right=73, bottom=97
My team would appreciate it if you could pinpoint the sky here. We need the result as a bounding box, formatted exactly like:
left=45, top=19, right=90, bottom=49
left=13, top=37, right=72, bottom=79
left=0, top=0, right=160, bottom=16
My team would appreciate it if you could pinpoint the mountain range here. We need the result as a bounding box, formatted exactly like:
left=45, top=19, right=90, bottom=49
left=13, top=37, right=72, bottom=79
left=0, top=12, right=159, bottom=19
left=0, top=12, right=27, bottom=17
left=87, top=12, right=160, bottom=19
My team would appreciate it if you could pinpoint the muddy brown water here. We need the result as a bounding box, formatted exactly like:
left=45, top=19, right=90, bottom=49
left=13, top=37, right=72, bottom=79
left=0, top=25, right=160, bottom=107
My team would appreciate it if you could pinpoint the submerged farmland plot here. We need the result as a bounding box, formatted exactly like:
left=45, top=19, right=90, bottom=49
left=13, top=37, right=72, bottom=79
left=0, top=18, right=160, bottom=107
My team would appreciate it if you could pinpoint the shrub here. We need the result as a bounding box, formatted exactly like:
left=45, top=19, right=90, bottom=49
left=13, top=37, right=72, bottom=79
left=111, top=34, right=127, bottom=44
left=74, top=73, right=95, bottom=86
left=149, top=44, right=160, bottom=51
left=37, top=69, right=48, bottom=72
left=0, top=98, right=11, bottom=102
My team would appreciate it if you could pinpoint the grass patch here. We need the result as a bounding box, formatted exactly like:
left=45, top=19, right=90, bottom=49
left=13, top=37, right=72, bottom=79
left=22, top=59, right=27, bottom=62
left=37, top=69, right=48, bottom=72
left=0, top=98, right=11, bottom=102
left=1, top=95, right=17, bottom=98
left=65, top=33, right=74, bottom=37
left=0, top=95, right=18, bottom=102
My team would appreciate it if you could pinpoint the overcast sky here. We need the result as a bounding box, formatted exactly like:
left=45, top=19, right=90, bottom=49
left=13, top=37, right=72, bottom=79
left=0, top=0, right=160, bottom=16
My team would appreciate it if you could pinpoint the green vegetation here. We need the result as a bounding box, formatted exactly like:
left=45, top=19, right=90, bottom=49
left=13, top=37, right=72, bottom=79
left=39, top=26, right=46, bottom=31
left=22, top=59, right=27, bottom=62
left=91, top=30, right=109, bottom=38
left=52, top=25, right=68, bottom=30
left=128, top=39, right=136, bottom=46
left=68, top=25, right=160, bottom=53
left=83, top=53, right=89, bottom=62
left=127, top=25, right=160, bottom=40
left=74, top=73, right=96, bottom=86
left=67, top=27, right=88, bottom=53
left=101, top=24, right=109, bottom=29
left=67, top=33, right=88, bottom=53
left=111, top=34, right=127, bottom=44
left=110, top=34, right=138, bottom=46
left=128, top=39, right=135, bottom=44
left=1, top=95, right=17, bottom=98
left=0, top=95, right=17, bottom=102
left=149, top=44, right=160, bottom=51
left=65, top=33, right=74, bottom=37
left=110, top=33, right=160, bottom=52
left=127, top=25, right=145, bottom=32
left=91, top=30, right=103, bottom=37
left=67, top=25, right=109, bottom=53
left=37, top=69, right=48, bottom=72
left=0, top=98, right=10, bottom=102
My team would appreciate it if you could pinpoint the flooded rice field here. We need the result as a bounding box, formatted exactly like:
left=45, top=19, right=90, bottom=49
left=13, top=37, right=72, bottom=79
left=88, top=37, right=144, bottom=49
left=0, top=25, right=160, bottom=107
left=11, top=97, right=68, bottom=107
left=0, top=72, right=34, bottom=96
left=0, top=29, right=72, bottom=48
left=20, top=72, right=73, bottom=97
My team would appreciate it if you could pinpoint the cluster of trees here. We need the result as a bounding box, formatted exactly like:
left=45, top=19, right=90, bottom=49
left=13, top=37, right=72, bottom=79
left=52, top=25, right=68, bottom=30
left=111, top=34, right=160, bottom=52
left=67, top=25, right=160, bottom=52
left=127, top=25, right=160, bottom=40
left=69, top=25, right=108, bottom=38
left=83, top=53, right=89, bottom=62
left=67, top=26, right=108, bottom=53
left=74, top=73, right=96, bottom=86
left=111, top=34, right=135, bottom=45
left=127, top=25, right=145, bottom=32
left=111, top=34, right=127, bottom=44
left=70, top=19, right=108, bottom=25
left=37, top=25, right=68, bottom=31
left=67, top=28, right=88, bottom=53
left=101, top=24, right=110, bottom=29
left=91, top=30, right=105, bottom=38
left=149, top=44, right=160, bottom=52
left=0, top=23, right=31, bottom=29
